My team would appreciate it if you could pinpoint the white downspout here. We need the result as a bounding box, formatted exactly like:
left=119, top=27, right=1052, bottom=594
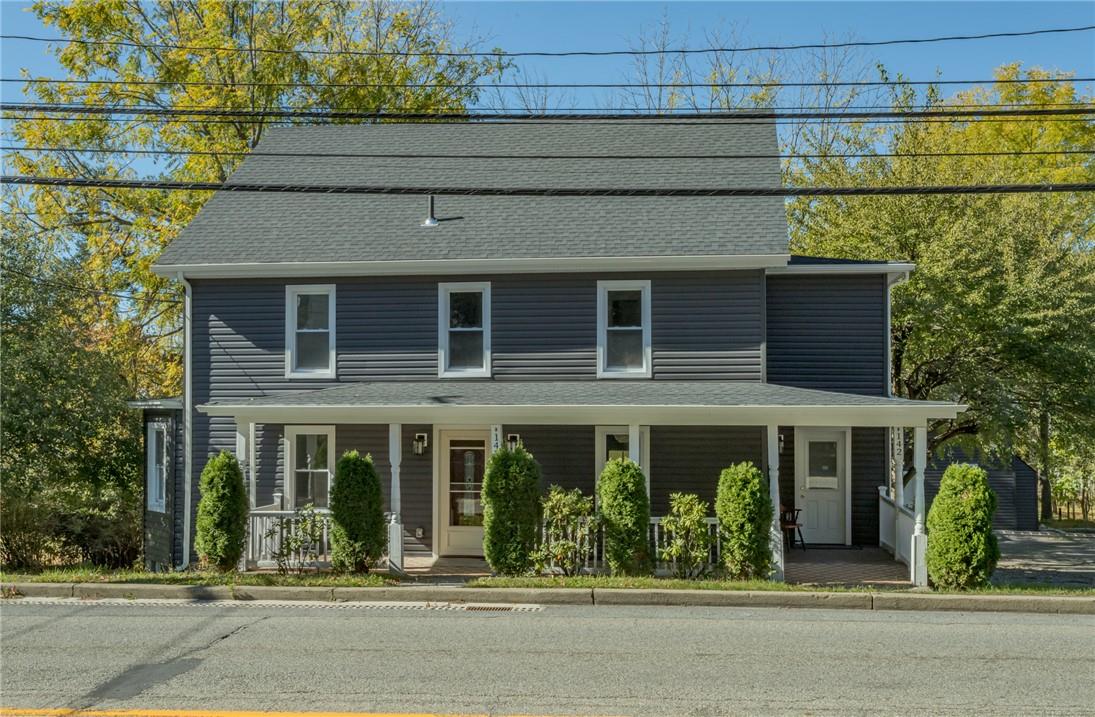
left=177, top=272, right=193, bottom=570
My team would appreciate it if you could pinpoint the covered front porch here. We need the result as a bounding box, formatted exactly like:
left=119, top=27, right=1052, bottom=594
left=199, top=380, right=961, bottom=585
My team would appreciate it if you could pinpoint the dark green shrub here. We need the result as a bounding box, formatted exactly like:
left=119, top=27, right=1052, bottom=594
left=926, top=463, right=999, bottom=590
left=329, top=451, right=387, bottom=574
left=597, top=458, right=651, bottom=576
left=482, top=445, right=542, bottom=576
left=659, top=492, right=713, bottom=579
left=194, top=450, right=249, bottom=571
left=533, top=485, right=597, bottom=576
left=715, top=462, right=772, bottom=580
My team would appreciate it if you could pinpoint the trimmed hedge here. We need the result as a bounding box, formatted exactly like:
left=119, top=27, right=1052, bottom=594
left=715, top=461, right=772, bottom=580
left=194, top=450, right=249, bottom=571
left=597, top=458, right=651, bottom=576
left=329, top=450, right=387, bottom=574
left=926, top=462, right=999, bottom=590
left=482, top=445, right=542, bottom=576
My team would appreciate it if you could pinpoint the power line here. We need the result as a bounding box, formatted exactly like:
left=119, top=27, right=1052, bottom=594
left=4, top=76, right=1092, bottom=90
left=4, top=175, right=1092, bottom=197
left=2, top=25, right=1092, bottom=58
left=4, top=102, right=1093, bottom=121
left=4, top=144, right=1093, bottom=161
left=1, top=264, right=182, bottom=304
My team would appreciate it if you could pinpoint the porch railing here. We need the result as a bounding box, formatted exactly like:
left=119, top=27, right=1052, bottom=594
left=245, top=508, right=395, bottom=570
left=649, top=517, right=721, bottom=575
left=539, top=516, right=722, bottom=575
left=878, top=486, right=915, bottom=567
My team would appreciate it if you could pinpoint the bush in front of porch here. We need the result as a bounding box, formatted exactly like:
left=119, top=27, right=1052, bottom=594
left=482, top=445, right=542, bottom=576
left=715, top=462, right=772, bottom=581
left=330, top=451, right=387, bottom=574
left=194, top=451, right=249, bottom=571
left=597, top=458, right=652, bottom=576
left=926, top=463, right=1000, bottom=590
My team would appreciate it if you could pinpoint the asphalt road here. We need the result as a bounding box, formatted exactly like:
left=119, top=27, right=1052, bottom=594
left=2, top=599, right=1093, bottom=716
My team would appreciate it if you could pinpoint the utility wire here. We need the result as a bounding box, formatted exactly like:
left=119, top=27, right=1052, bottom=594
left=2, top=24, right=1092, bottom=57
left=4, top=175, right=1092, bottom=197
left=4, top=76, right=1092, bottom=90
left=6, top=145, right=1091, bottom=161
left=1, top=263, right=182, bottom=304
left=3, top=103, right=1093, bottom=121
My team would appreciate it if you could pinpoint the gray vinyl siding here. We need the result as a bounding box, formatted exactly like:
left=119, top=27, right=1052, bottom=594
left=766, top=275, right=888, bottom=396
left=1013, top=459, right=1039, bottom=530
left=649, top=426, right=765, bottom=515
left=925, top=453, right=1038, bottom=531
left=505, top=425, right=597, bottom=495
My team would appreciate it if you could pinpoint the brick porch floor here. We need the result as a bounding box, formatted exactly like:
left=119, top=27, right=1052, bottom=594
left=784, top=546, right=910, bottom=586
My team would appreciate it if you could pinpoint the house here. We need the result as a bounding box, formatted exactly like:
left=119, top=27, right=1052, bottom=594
left=925, top=446, right=1039, bottom=531
left=142, top=121, right=964, bottom=584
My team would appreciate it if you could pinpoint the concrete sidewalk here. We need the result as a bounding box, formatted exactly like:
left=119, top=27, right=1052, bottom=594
left=4, top=580, right=1093, bottom=614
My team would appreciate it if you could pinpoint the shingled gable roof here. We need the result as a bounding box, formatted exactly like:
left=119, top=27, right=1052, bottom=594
left=153, top=121, right=790, bottom=276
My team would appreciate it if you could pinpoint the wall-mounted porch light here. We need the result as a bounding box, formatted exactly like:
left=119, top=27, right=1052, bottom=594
left=506, top=433, right=521, bottom=451
left=778, top=432, right=786, bottom=455
left=412, top=433, right=429, bottom=456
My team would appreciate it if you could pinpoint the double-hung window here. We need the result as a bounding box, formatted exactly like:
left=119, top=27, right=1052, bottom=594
left=146, top=422, right=168, bottom=512
left=438, top=282, right=491, bottom=377
left=597, top=280, right=652, bottom=378
left=285, top=285, right=336, bottom=379
left=286, top=426, right=335, bottom=509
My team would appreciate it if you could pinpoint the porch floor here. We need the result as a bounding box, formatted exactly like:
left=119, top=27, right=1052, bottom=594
left=784, top=546, right=910, bottom=587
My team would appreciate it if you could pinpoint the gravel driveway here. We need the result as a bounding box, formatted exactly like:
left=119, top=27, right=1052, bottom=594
left=993, top=530, right=1095, bottom=587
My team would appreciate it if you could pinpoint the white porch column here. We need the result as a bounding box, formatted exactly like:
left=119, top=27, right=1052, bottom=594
left=912, top=425, right=928, bottom=586
left=767, top=424, right=785, bottom=581
left=628, top=424, right=641, bottom=466
left=894, top=426, right=905, bottom=508
left=234, top=422, right=253, bottom=508
left=387, top=423, right=404, bottom=574
left=248, top=422, right=257, bottom=509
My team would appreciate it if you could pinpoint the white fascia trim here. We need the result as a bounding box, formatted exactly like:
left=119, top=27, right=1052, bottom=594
left=438, top=281, right=492, bottom=378
left=767, top=262, right=916, bottom=276
left=285, top=284, right=337, bottom=380
left=597, top=279, right=653, bottom=379
left=152, top=254, right=791, bottom=279
left=204, top=402, right=966, bottom=428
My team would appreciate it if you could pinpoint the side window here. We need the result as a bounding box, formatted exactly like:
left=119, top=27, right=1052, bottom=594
left=597, top=280, right=652, bottom=378
left=285, top=285, right=336, bottom=378
left=286, top=426, right=335, bottom=509
left=146, top=422, right=168, bottom=512
left=438, top=282, right=491, bottom=377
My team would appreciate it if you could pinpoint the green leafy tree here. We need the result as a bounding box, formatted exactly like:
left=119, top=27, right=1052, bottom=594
left=194, top=450, right=248, bottom=571
left=329, top=451, right=387, bottom=573
left=481, top=445, right=542, bottom=576
left=597, top=458, right=652, bottom=576
left=715, top=462, right=772, bottom=580
left=926, top=463, right=1000, bottom=589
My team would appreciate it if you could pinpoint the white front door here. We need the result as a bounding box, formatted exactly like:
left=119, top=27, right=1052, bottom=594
left=438, top=430, right=489, bottom=556
left=795, top=429, right=848, bottom=545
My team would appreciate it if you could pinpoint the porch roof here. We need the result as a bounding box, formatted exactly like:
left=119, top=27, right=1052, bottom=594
left=200, top=380, right=963, bottom=427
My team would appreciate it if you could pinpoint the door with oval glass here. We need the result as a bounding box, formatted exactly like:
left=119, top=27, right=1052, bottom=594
left=439, top=431, right=489, bottom=556
left=795, top=429, right=848, bottom=545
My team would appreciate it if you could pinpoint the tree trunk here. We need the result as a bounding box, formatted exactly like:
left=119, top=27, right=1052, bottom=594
left=1039, top=409, right=1053, bottom=523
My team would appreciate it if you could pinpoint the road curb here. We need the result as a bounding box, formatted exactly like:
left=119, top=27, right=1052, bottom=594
left=4, top=582, right=1092, bottom=614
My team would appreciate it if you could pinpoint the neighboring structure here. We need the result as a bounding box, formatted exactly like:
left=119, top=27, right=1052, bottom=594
left=127, top=398, right=183, bottom=571
left=148, top=121, right=964, bottom=584
left=925, top=446, right=1039, bottom=531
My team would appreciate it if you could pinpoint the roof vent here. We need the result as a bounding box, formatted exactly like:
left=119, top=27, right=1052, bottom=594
left=421, top=195, right=439, bottom=227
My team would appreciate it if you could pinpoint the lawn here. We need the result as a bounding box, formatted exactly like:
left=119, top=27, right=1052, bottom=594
left=1045, top=518, right=1095, bottom=531
left=1, top=566, right=393, bottom=587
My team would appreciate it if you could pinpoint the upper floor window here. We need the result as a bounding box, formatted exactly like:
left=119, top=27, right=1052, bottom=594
left=285, top=285, right=336, bottom=379
left=597, top=280, right=651, bottom=378
left=146, top=421, right=168, bottom=512
left=438, top=282, right=491, bottom=377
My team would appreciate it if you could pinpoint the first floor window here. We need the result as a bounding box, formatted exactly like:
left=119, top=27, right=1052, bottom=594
left=438, top=282, right=491, bottom=377
left=594, top=425, right=650, bottom=495
left=146, top=422, right=167, bottom=512
left=286, top=285, right=336, bottom=378
left=287, top=427, right=335, bottom=509
left=597, top=280, right=651, bottom=377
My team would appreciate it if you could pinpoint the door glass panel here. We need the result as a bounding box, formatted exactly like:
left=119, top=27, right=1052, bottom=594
left=449, top=442, right=485, bottom=526
left=808, top=441, right=838, bottom=477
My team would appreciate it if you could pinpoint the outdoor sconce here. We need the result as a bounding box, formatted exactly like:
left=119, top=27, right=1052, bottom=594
left=778, top=432, right=786, bottom=455
left=412, top=433, right=429, bottom=456
left=506, top=433, right=521, bottom=451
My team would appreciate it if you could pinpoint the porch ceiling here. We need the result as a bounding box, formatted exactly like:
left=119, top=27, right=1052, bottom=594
left=199, top=380, right=964, bottom=427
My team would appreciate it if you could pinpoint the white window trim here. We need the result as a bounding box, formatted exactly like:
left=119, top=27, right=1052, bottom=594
left=597, top=280, right=652, bottom=378
left=284, top=425, right=336, bottom=510
left=438, top=282, right=492, bottom=378
left=594, top=425, right=651, bottom=496
left=146, top=422, right=168, bottom=513
left=285, top=284, right=337, bottom=379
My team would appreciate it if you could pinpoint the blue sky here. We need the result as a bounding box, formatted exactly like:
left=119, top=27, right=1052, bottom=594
left=3, top=1, right=1092, bottom=108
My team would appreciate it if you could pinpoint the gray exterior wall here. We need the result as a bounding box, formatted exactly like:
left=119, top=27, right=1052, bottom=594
left=649, top=426, right=764, bottom=515
left=925, top=451, right=1039, bottom=531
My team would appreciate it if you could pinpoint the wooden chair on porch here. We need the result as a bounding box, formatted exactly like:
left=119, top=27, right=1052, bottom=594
left=780, top=505, right=806, bottom=551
